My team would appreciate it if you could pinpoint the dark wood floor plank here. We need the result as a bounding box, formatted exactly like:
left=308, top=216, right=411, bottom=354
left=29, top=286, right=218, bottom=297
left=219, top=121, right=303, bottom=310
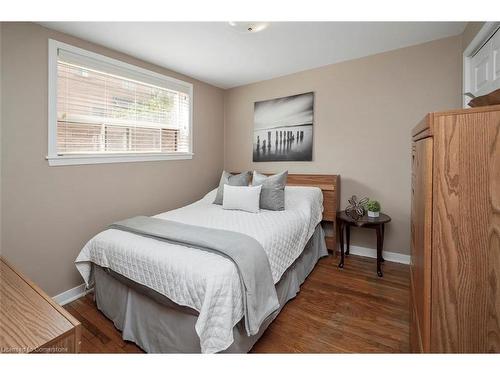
left=80, top=336, right=99, bottom=353
left=81, top=307, right=128, bottom=346
left=64, top=305, right=109, bottom=343
left=68, top=254, right=409, bottom=353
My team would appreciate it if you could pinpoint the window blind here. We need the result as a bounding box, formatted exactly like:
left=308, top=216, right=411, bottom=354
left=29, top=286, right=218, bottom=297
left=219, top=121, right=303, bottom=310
left=56, top=53, right=191, bottom=156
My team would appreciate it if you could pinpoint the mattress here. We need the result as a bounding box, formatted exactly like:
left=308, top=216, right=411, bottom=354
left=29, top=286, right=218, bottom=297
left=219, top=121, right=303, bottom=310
left=75, top=186, right=323, bottom=353
left=94, top=224, right=328, bottom=353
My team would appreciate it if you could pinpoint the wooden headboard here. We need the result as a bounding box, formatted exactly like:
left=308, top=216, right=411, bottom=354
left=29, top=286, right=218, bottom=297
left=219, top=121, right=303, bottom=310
left=234, top=173, right=340, bottom=252
left=286, top=174, right=340, bottom=252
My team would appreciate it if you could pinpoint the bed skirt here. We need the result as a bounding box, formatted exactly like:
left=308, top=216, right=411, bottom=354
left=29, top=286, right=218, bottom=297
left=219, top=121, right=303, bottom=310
left=93, top=224, right=328, bottom=353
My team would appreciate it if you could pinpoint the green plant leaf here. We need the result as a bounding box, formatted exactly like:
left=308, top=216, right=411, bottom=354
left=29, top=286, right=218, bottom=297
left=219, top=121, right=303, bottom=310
left=366, top=199, right=381, bottom=212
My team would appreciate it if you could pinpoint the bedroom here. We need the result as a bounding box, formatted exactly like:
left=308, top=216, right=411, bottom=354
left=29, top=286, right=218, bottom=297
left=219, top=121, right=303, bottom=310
left=1, top=0, right=500, bottom=372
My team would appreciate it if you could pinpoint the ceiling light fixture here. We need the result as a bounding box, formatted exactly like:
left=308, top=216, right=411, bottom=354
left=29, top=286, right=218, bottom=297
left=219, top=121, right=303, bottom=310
left=228, top=22, right=270, bottom=34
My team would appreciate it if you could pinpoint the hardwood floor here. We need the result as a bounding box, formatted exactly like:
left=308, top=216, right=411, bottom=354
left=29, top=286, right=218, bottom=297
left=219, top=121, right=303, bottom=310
left=65, top=254, right=410, bottom=353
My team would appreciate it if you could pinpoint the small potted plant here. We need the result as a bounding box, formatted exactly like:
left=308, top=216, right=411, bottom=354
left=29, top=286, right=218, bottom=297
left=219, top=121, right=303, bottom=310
left=366, top=200, right=381, bottom=218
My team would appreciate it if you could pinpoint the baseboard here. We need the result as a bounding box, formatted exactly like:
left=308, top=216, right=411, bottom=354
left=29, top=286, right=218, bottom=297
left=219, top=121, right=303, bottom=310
left=52, top=283, right=93, bottom=306
left=343, top=245, right=410, bottom=265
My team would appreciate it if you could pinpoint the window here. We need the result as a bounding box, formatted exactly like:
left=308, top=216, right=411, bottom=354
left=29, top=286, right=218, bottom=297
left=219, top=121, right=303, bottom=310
left=48, top=40, right=193, bottom=166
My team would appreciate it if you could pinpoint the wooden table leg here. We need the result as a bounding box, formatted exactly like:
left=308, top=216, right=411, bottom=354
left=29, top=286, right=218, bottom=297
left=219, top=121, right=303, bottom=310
left=345, top=224, right=350, bottom=256
left=338, top=221, right=345, bottom=269
left=380, top=223, right=385, bottom=262
left=376, top=225, right=383, bottom=277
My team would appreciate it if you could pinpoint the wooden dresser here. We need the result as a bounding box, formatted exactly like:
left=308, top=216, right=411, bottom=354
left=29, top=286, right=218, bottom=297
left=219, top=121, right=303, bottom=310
left=410, top=105, right=500, bottom=353
left=0, top=257, right=81, bottom=353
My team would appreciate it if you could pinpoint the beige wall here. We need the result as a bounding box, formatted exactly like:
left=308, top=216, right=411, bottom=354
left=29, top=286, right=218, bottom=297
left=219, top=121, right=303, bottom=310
left=0, top=23, right=225, bottom=296
left=224, top=36, right=463, bottom=255
left=0, top=23, right=469, bottom=297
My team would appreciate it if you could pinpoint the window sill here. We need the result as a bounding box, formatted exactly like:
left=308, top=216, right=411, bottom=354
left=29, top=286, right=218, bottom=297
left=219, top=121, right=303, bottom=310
left=46, top=153, right=194, bottom=166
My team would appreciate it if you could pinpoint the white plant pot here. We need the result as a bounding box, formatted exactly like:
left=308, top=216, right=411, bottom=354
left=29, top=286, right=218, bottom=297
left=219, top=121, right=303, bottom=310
left=368, top=211, right=380, bottom=218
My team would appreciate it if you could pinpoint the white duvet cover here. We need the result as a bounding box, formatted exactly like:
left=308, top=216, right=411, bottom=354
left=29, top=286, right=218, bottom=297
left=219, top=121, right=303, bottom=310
left=75, top=186, right=323, bottom=353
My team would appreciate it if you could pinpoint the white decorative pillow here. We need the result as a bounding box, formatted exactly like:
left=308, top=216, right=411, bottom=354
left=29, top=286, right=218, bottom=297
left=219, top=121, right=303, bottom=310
left=222, top=184, right=262, bottom=213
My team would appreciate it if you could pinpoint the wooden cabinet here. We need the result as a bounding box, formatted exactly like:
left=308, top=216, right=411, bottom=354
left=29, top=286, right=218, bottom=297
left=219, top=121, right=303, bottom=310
left=410, top=105, right=500, bottom=353
left=410, top=137, right=433, bottom=352
left=0, top=258, right=81, bottom=353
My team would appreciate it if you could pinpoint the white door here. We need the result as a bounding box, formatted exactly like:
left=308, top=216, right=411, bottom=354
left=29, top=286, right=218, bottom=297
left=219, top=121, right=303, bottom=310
left=469, top=28, right=500, bottom=98
left=491, top=29, right=500, bottom=90
left=471, top=43, right=491, bottom=96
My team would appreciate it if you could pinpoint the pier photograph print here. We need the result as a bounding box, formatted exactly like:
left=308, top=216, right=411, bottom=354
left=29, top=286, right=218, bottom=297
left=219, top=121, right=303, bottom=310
left=253, top=92, right=314, bottom=162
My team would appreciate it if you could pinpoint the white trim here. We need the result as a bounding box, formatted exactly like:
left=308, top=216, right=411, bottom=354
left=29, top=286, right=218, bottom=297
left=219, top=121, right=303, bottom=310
left=47, top=152, right=193, bottom=166
left=462, top=22, right=500, bottom=107
left=344, top=245, right=410, bottom=265
left=51, top=40, right=193, bottom=93
left=47, top=39, right=194, bottom=166
left=52, top=283, right=93, bottom=306
left=48, top=39, right=58, bottom=161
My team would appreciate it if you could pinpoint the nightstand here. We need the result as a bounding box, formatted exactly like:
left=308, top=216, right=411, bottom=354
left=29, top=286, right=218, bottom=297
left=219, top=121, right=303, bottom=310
left=336, top=211, right=391, bottom=277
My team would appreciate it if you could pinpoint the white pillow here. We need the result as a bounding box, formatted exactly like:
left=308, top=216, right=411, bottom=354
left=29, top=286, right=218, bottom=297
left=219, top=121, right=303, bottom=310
left=222, top=184, right=262, bottom=213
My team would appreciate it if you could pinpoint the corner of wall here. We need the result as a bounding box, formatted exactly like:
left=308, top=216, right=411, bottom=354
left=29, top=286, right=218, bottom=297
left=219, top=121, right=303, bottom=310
left=222, top=90, right=228, bottom=170
left=461, top=22, right=486, bottom=52
left=0, top=21, right=3, bottom=257
left=1, top=22, right=227, bottom=296
left=222, top=35, right=464, bottom=256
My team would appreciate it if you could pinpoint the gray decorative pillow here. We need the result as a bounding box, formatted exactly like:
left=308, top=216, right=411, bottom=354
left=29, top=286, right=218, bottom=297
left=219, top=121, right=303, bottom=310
left=213, top=171, right=251, bottom=205
left=251, top=170, right=288, bottom=211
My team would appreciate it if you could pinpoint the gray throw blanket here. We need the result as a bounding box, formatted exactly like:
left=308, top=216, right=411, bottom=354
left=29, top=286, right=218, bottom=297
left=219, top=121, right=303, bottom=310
left=109, top=216, right=279, bottom=336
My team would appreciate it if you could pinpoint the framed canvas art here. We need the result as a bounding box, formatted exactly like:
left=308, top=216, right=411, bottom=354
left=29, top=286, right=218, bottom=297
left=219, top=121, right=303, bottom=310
left=253, top=92, right=313, bottom=162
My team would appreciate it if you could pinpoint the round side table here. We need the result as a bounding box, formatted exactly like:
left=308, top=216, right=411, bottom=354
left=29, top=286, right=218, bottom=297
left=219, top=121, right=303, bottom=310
left=336, top=211, right=391, bottom=277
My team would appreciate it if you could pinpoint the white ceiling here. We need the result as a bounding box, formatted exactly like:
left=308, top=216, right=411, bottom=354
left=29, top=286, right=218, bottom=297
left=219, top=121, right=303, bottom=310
left=39, top=22, right=467, bottom=89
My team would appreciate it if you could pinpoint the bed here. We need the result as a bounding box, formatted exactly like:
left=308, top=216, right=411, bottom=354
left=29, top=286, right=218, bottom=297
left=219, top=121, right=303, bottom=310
left=75, top=173, right=339, bottom=353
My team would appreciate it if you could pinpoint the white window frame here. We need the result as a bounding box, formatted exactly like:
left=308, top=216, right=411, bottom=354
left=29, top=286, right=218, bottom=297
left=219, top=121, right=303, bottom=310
left=47, top=39, right=194, bottom=166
